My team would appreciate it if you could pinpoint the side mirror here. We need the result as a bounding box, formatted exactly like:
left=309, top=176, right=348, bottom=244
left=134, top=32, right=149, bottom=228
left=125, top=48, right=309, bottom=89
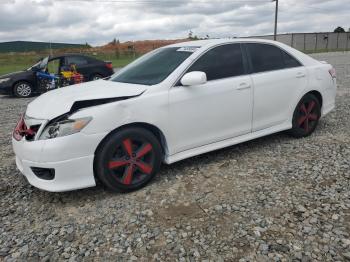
left=180, top=71, right=207, bottom=86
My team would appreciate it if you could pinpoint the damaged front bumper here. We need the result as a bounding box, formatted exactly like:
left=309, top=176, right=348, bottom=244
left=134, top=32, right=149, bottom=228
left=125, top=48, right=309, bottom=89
left=12, top=131, right=108, bottom=192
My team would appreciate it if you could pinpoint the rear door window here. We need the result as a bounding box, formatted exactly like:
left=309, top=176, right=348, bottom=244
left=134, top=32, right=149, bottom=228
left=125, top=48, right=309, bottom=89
left=246, top=43, right=285, bottom=73
left=66, top=56, right=88, bottom=66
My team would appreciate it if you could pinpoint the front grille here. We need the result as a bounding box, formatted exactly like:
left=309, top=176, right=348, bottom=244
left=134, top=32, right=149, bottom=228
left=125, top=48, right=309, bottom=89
left=31, top=167, right=55, bottom=180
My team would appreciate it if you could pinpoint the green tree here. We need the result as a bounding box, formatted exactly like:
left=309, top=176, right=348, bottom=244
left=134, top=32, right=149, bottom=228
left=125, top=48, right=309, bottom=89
left=334, top=26, right=345, bottom=33
left=188, top=30, right=193, bottom=39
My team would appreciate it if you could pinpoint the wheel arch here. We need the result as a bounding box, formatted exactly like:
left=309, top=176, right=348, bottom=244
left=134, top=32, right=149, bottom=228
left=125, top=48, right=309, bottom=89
left=89, top=72, right=104, bottom=81
left=94, top=122, right=169, bottom=160
left=307, top=90, right=323, bottom=108
left=93, top=122, right=169, bottom=184
left=288, top=90, right=323, bottom=138
left=289, top=89, right=324, bottom=125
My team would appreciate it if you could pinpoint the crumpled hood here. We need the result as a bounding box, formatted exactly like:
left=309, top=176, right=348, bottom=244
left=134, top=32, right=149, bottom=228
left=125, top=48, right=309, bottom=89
left=26, top=80, right=147, bottom=119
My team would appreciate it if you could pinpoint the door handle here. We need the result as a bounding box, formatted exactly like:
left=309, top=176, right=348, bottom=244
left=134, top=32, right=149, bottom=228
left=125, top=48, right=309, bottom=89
left=296, top=72, right=306, bottom=78
left=236, top=82, right=251, bottom=90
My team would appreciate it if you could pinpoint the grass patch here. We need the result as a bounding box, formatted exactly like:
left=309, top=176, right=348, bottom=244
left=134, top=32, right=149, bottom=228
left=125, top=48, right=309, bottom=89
left=97, top=56, right=137, bottom=68
left=0, top=53, right=137, bottom=76
left=0, top=54, right=41, bottom=76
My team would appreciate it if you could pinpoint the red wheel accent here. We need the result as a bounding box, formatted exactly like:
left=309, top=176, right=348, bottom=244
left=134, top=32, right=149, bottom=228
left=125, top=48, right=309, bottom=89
left=122, top=139, right=133, bottom=156
left=135, top=161, right=152, bottom=174
left=107, top=139, right=155, bottom=186
left=297, top=99, right=319, bottom=133
left=308, top=113, right=318, bottom=121
left=122, top=164, right=134, bottom=185
left=307, top=100, right=315, bottom=113
left=297, top=115, right=307, bottom=126
left=108, top=159, right=128, bottom=169
left=136, top=143, right=152, bottom=158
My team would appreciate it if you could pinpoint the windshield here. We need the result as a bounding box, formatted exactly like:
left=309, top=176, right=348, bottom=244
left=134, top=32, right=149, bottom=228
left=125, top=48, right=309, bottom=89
left=111, top=47, right=197, bottom=85
left=27, top=56, right=49, bottom=71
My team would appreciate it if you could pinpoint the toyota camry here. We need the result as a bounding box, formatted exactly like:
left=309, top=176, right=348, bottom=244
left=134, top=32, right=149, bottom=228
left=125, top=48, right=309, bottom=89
left=12, top=39, right=337, bottom=192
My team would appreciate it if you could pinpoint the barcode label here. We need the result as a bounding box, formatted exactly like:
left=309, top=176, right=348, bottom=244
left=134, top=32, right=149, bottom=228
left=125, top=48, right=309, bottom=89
left=177, top=47, right=200, bottom=53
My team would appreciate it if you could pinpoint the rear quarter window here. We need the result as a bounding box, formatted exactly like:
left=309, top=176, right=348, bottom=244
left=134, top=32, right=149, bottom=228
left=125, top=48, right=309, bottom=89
left=282, top=51, right=302, bottom=68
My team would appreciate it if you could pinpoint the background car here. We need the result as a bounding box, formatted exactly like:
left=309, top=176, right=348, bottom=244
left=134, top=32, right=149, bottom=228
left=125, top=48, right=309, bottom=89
left=0, top=54, right=114, bottom=98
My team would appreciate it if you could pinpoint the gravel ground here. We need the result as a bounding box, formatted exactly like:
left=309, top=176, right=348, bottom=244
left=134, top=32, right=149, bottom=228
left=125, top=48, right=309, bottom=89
left=0, top=52, right=349, bottom=261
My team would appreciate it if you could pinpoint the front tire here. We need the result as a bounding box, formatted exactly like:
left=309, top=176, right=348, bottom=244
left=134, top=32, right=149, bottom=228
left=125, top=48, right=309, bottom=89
left=289, top=93, right=321, bottom=138
left=94, top=127, right=162, bottom=192
left=13, top=81, right=33, bottom=98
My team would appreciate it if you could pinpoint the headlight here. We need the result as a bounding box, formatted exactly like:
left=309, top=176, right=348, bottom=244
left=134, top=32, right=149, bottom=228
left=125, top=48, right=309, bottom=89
left=39, top=117, right=92, bottom=140
left=0, top=78, right=10, bottom=84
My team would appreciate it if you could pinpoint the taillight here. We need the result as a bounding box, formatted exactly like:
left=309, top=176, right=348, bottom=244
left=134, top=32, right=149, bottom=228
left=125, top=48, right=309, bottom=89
left=105, top=62, right=113, bottom=70
left=328, top=68, right=336, bottom=79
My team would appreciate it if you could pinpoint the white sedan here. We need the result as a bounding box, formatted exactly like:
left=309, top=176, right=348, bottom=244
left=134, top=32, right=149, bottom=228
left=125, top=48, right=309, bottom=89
left=12, top=39, right=337, bottom=192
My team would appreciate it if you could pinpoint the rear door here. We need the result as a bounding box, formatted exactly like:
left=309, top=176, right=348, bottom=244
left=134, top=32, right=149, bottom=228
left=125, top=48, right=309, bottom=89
left=244, top=43, right=308, bottom=131
left=65, top=55, right=91, bottom=80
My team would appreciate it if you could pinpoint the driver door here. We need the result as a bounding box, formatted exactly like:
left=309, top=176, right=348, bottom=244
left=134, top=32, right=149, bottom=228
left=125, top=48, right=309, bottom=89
left=169, top=44, right=253, bottom=154
left=47, top=58, right=63, bottom=75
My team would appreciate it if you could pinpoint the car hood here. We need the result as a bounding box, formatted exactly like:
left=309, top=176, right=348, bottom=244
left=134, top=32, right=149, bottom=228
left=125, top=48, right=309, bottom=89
left=0, top=70, right=26, bottom=79
left=26, top=80, right=147, bottom=119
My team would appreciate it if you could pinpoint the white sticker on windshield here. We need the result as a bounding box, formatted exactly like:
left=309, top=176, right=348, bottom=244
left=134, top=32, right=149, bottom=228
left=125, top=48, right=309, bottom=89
left=176, top=46, right=200, bottom=53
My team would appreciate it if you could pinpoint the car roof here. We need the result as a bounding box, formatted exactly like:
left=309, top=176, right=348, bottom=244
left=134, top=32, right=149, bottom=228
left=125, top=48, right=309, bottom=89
left=166, top=38, right=319, bottom=66
left=50, top=54, right=93, bottom=60
left=166, top=38, right=284, bottom=48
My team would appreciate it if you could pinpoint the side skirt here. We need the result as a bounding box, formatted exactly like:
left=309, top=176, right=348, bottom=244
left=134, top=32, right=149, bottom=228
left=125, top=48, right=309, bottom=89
left=164, top=122, right=292, bottom=164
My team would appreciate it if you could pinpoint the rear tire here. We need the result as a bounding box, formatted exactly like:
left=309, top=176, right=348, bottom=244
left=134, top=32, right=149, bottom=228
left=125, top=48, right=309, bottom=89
left=13, top=81, right=33, bottom=98
left=289, top=93, right=321, bottom=138
left=94, top=127, right=162, bottom=192
left=90, top=74, right=103, bottom=81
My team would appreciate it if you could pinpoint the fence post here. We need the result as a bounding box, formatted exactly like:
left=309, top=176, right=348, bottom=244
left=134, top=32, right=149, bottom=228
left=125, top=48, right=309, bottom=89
left=315, top=33, right=318, bottom=51
left=346, top=32, right=349, bottom=51
left=336, top=32, right=339, bottom=50
left=304, top=33, right=306, bottom=51
left=291, top=33, right=294, bottom=48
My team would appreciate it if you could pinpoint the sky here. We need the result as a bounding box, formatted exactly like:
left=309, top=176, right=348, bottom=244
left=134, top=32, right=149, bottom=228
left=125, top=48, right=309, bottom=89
left=0, top=0, right=349, bottom=46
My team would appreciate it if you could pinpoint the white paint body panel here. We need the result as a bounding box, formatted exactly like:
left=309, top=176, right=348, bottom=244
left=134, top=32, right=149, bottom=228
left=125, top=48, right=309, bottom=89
left=251, top=67, right=308, bottom=131
left=169, top=75, right=253, bottom=153
left=12, top=38, right=337, bottom=192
